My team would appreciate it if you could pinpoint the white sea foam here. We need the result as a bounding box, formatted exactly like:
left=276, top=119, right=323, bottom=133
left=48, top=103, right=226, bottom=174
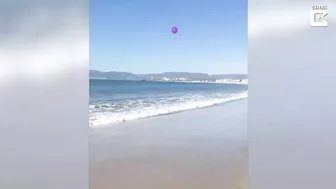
left=89, top=91, right=248, bottom=128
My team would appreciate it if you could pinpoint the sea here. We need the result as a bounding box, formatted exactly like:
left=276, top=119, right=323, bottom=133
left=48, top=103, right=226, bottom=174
left=90, top=79, right=248, bottom=128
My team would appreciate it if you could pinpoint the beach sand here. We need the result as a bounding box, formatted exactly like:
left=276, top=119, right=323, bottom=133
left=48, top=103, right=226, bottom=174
left=90, top=99, right=248, bottom=189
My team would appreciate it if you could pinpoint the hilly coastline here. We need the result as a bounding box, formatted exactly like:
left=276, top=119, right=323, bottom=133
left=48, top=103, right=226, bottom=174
left=90, top=70, right=248, bottom=81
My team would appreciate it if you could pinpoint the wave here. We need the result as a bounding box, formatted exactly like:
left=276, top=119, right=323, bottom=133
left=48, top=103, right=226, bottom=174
left=90, top=91, right=247, bottom=128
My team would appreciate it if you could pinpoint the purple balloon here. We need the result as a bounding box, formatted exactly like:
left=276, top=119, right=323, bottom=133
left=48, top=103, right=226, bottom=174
left=171, top=27, right=178, bottom=34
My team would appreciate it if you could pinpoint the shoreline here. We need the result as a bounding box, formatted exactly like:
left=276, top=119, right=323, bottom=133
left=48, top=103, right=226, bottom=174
left=90, top=78, right=248, bottom=85
left=90, top=96, right=247, bottom=129
left=90, top=99, right=248, bottom=189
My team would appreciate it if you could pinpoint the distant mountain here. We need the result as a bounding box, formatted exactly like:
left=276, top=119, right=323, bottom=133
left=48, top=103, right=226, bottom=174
left=90, top=70, right=140, bottom=80
left=90, top=70, right=247, bottom=80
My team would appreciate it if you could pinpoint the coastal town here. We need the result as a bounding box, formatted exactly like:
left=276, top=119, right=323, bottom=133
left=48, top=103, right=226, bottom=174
left=90, top=70, right=248, bottom=84
left=159, top=77, right=248, bottom=84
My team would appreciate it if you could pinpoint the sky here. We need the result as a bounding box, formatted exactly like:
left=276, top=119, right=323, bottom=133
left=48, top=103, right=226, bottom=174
left=90, top=0, right=247, bottom=74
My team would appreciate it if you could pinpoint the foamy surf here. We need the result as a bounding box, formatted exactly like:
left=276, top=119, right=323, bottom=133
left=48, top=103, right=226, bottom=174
left=90, top=91, right=247, bottom=128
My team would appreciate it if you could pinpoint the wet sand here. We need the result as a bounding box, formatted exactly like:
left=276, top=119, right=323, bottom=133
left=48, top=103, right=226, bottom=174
left=90, top=99, right=248, bottom=189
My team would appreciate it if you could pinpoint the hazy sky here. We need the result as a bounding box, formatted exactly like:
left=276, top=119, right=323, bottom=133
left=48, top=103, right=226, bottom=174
left=90, top=0, right=247, bottom=74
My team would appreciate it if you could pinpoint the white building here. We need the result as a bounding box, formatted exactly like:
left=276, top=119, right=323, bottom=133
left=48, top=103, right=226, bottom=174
left=176, top=77, right=187, bottom=81
left=215, top=79, right=248, bottom=84
left=162, top=77, right=170, bottom=81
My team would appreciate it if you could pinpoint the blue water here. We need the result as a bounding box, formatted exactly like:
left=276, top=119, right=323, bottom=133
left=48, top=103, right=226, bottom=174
left=90, top=79, right=248, bottom=127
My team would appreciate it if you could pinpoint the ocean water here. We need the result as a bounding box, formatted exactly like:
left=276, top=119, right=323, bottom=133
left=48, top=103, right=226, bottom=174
left=90, top=79, right=248, bottom=128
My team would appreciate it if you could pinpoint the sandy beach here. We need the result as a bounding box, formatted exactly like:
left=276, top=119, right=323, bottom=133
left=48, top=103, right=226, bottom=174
left=90, top=99, right=248, bottom=189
